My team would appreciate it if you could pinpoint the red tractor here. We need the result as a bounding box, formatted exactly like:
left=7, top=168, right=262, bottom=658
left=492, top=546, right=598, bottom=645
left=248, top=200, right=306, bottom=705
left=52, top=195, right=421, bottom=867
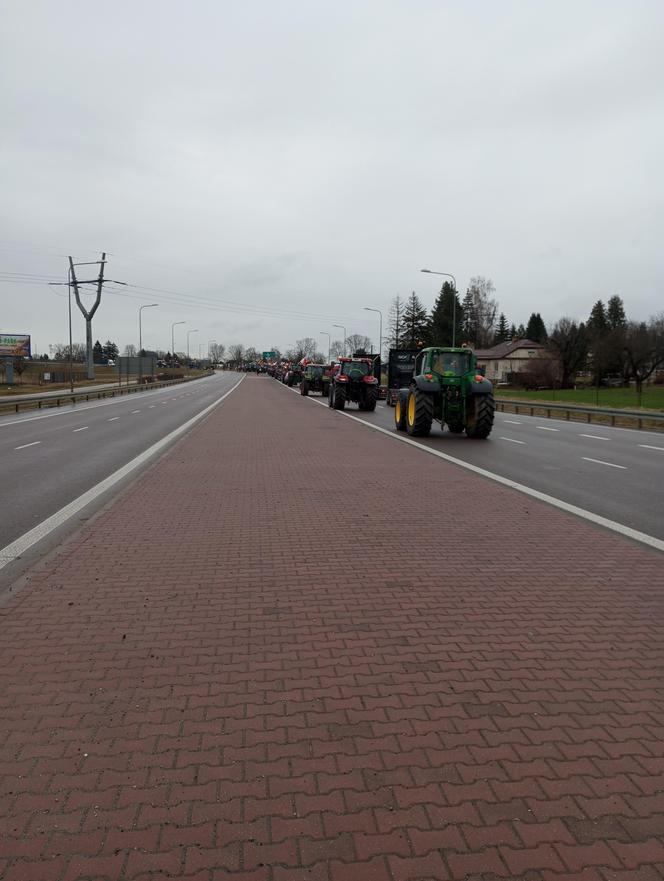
left=327, top=357, right=379, bottom=411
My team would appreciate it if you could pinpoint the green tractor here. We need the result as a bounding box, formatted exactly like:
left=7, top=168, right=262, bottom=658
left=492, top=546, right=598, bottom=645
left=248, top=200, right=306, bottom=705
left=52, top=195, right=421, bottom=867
left=300, top=363, right=330, bottom=397
left=394, top=346, right=495, bottom=439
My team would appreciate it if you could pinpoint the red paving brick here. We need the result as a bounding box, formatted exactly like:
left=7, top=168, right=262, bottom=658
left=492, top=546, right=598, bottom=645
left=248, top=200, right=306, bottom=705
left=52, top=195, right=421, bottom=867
left=1, top=374, right=663, bottom=881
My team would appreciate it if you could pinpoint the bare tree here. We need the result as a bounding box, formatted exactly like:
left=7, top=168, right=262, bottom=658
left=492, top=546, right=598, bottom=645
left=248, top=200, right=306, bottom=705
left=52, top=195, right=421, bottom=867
left=346, top=334, right=373, bottom=354
left=548, top=318, right=588, bottom=388
left=330, top=339, right=345, bottom=359
left=467, top=276, right=498, bottom=348
left=49, top=342, right=86, bottom=362
left=228, top=344, right=244, bottom=364
left=294, top=337, right=319, bottom=359
left=623, top=315, right=664, bottom=404
left=209, top=343, right=226, bottom=362
left=124, top=344, right=137, bottom=357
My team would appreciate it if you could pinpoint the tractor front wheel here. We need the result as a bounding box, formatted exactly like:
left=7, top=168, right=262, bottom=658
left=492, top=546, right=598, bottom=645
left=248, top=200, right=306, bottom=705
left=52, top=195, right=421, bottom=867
left=333, top=383, right=346, bottom=410
left=465, top=394, right=495, bottom=439
left=406, top=388, right=433, bottom=437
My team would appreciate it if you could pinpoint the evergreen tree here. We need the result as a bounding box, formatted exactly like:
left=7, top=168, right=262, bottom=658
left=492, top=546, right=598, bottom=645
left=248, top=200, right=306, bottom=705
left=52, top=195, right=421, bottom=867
left=493, top=313, right=509, bottom=345
left=102, top=340, right=119, bottom=361
left=387, top=295, right=405, bottom=349
left=461, top=289, right=477, bottom=343
left=607, top=295, right=626, bottom=329
left=515, top=323, right=527, bottom=339
left=587, top=300, right=607, bottom=334
left=508, top=323, right=517, bottom=340
left=525, top=312, right=548, bottom=343
left=93, top=339, right=104, bottom=364
left=429, top=282, right=463, bottom=347
left=400, top=292, right=430, bottom=348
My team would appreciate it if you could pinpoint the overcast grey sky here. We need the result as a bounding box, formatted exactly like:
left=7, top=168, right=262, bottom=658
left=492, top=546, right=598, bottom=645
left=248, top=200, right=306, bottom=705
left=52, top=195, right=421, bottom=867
left=1, top=0, right=662, bottom=357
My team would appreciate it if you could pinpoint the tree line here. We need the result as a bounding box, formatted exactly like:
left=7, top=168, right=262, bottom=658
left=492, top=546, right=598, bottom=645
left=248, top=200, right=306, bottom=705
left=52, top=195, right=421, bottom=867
left=387, top=281, right=663, bottom=397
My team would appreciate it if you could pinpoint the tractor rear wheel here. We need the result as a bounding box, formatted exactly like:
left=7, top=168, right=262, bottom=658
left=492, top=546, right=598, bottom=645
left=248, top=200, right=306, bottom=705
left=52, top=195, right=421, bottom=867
left=465, top=394, right=495, bottom=438
left=394, top=393, right=408, bottom=431
left=333, top=383, right=346, bottom=410
left=301, top=381, right=309, bottom=396
left=406, top=388, right=433, bottom=437
left=364, top=386, right=378, bottom=412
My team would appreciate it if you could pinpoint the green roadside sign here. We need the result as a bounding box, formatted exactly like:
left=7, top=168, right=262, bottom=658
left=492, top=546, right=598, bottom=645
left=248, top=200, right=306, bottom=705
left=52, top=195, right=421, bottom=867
left=262, top=351, right=276, bottom=360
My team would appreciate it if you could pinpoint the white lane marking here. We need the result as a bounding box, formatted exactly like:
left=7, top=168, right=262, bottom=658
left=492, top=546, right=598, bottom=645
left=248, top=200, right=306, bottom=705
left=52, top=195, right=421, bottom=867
left=108, top=417, right=120, bottom=422
left=500, top=437, right=526, bottom=445
left=503, top=419, right=522, bottom=425
left=73, top=427, right=88, bottom=432
left=639, top=444, right=664, bottom=451
left=582, top=457, right=627, bottom=470
left=292, top=385, right=664, bottom=554
left=580, top=434, right=610, bottom=441
left=14, top=441, right=41, bottom=450
left=537, top=426, right=559, bottom=432
left=131, top=410, right=141, bottom=414
left=149, top=405, right=156, bottom=409
left=0, top=377, right=244, bottom=572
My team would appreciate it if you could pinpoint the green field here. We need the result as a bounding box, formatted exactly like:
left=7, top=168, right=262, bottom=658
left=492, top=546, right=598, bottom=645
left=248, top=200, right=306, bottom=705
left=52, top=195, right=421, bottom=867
left=495, top=386, right=664, bottom=411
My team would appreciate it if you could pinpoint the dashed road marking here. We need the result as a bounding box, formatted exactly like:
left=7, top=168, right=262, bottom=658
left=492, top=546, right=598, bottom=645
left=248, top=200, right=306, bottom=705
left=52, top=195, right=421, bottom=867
left=639, top=444, right=664, bottom=451
left=500, top=436, right=526, bottom=445
left=73, top=427, right=88, bottom=432
left=14, top=441, right=41, bottom=450
left=131, top=410, right=141, bottom=414
left=582, top=457, right=626, bottom=470
left=503, top=419, right=522, bottom=425
left=108, top=417, right=120, bottom=422
left=580, top=434, right=610, bottom=441
left=537, top=426, right=559, bottom=432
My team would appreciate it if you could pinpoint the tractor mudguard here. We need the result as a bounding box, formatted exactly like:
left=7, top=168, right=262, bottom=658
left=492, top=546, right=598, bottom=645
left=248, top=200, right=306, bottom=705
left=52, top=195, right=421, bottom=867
left=468, top=379, right=493, bottom=394
left=413, top=375, right=440, bottom=393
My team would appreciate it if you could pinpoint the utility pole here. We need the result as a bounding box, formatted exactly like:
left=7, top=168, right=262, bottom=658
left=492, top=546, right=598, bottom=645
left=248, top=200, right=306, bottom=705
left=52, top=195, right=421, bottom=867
left=69, top=253, right=126, bottom=381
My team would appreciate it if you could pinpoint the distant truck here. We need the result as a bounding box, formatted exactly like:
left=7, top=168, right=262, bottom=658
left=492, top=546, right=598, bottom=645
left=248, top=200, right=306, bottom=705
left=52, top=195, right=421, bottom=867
left=385, top=348, right=419, bottom=406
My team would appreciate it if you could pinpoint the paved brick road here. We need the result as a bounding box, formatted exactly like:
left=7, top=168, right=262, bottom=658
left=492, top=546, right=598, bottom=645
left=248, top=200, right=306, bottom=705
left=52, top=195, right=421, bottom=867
left=1, top=375, right=663, bottom=881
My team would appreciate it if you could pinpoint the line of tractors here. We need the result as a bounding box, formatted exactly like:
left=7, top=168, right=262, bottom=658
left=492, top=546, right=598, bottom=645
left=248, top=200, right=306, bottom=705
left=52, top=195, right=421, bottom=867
left=265, top=345, right=495, bottom=439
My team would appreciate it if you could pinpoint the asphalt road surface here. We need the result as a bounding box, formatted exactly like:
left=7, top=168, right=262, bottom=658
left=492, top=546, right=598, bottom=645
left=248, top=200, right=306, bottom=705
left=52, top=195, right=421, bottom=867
left=279, top=379, right=664, bottom=542
left=0, top=372, right=240, bottom=552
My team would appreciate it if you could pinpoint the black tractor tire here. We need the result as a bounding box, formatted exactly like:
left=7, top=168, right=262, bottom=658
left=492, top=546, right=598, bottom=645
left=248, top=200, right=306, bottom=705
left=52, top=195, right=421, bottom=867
left=394, top=392, right=408, bottom=431
left=406, top=388, right=433, bottom=437
left=328, top=385, right=334, bottom=407
left=332, top=383, right=346, bottom=410
left=446, top=421, right=464, bottom=434
left=321, top=384, right=329, bottom=397
left=300, top=381, right=309, bottom=396
left=465, top=393, right=495, bottom=439
left=364, top=385, right=378, bottom=412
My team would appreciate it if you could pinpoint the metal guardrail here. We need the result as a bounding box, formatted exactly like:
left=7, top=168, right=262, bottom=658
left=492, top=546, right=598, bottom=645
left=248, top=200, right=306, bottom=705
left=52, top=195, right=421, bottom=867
left=0, top=372, right=214, bottom=415
left=496, top=397, right=664, bottom=431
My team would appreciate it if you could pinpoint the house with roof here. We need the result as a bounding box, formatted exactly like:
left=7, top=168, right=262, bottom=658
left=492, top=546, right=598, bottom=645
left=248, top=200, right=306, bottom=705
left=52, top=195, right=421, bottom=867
left=473, top=339, right=546, bottom=384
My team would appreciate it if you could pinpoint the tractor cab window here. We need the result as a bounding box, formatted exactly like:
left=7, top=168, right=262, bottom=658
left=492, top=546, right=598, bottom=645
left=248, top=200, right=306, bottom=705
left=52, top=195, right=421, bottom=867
left=341, top=361, right=369, bottom=377
left=308, top=366, right=323, bottom=377
left=433, top=352, right=469, bottom=376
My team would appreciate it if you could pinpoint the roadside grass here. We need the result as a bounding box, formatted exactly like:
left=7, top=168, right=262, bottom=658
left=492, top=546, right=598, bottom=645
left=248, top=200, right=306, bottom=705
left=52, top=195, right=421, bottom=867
left=496, top=386, right=664, bottom=411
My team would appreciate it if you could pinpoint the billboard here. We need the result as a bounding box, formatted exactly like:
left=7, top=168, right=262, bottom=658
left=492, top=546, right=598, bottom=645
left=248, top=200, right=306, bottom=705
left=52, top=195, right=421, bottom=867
left=0, top=334, right=31, bottom=358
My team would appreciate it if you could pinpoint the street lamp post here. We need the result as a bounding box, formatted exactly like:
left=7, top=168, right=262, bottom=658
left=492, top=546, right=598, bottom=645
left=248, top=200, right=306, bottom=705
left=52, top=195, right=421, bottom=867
left=363, top=307, right=383, bottom=359
left=333, top=324, right=347, bottom=357
left=171, top=321, right=185, bottom=364
left=320, top=331, right=331, bottom=362
left=208, top=339, right=217, bottom=361
left=421, top=269, right=458, bottom=347
left=187, top=329, right=199, bottom=361
left=139, top=303, right=159, bottom=355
